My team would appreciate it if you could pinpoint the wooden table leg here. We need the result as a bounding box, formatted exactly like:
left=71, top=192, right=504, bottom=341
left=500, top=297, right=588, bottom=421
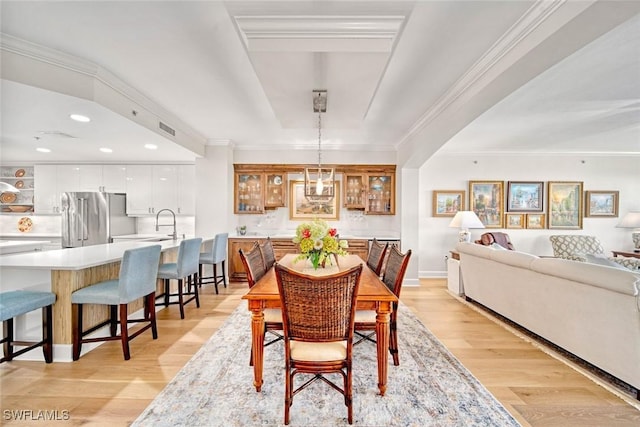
left=249, top=304, right=265, bottom=392
left=375, top=302, right=392, bottom=396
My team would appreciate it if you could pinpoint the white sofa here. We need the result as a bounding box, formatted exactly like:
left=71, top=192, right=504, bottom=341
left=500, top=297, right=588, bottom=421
left=455, top=242, right=640, bottom=397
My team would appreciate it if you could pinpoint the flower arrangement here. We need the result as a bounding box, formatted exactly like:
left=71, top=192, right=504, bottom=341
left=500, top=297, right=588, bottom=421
left=293, top=219, right=349, bottom=269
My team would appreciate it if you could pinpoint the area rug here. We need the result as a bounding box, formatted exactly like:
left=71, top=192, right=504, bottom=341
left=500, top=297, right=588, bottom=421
left=132, top=303, right=520, bottom=427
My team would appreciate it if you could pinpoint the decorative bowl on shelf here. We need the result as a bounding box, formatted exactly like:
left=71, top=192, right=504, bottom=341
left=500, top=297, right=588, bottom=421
left=14, top=169, right=26, bottom=177
left=15, top=180, right=24, bottom=189
left=8, top=205, right=33, bottom=213
left=0, top=192, right=17, bottom=204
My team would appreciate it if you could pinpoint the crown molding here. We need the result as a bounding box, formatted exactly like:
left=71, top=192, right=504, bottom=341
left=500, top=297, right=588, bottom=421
left=0, top=33, right=206, bottom=147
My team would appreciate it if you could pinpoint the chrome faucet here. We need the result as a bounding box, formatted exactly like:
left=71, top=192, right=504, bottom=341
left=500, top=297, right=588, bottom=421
left=155, top=208, right=177, bottom=240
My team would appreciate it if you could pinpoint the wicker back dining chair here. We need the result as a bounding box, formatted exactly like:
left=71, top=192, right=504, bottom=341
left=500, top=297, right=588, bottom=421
left=275, top=263, right=363, bottom=425
left=366, top=239, right=388, bottom=276
left=239, top=241, right=282, bottom=365
left=354, top=245, right=412, bottom=366
left=259, top=237, right=277, bottom=270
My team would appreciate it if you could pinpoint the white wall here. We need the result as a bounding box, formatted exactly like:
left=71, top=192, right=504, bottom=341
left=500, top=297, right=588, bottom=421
left=418, top=153, right=640, bottom=277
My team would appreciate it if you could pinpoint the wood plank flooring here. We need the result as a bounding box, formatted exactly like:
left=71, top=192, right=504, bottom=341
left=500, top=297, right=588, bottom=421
left=1, top=279, right=638, bottom=426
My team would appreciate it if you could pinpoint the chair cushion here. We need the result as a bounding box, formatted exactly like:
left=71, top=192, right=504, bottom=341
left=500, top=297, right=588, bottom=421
left=354, top=310, right=376, bottom=323
left=290, top=340, right=347, bottom=361
left=0, top=290, right=56, bottom=322
left=157, top=263, right=179, bottom=279
left=264, top=308, right=282, bottom=323
left=71, top=280, right=121, bottom=305
left=584, top=254, right=629, bottom=270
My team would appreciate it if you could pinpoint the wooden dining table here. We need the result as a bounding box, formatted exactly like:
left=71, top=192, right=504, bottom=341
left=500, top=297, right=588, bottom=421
left=242, top=253, right=398, bottom=396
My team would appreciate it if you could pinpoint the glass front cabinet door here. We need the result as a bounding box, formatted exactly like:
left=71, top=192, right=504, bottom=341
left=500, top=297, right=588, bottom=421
left=343, top=173, right=365, bottom=209
left=265, top=173, right=286, bottom=208
left=235, top=173, right=265, bottom=214
left=365, top=174, right=395, bottom=215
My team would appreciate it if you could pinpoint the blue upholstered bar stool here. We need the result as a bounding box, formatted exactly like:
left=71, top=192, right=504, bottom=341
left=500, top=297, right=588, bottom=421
left=71, top=245, right=162, bottom=361
left=0, top=290, right=56, bottom=363
left=157, top=237, right=203, bottom=319
left=198, top=233, right=228, bottom=294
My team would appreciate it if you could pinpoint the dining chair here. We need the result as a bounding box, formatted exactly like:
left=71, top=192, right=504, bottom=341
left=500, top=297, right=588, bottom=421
left=157, top=237, right=203, bottom=319
left=239, top=241, right=282, bottom=365
left=71, top=244, right=162, bottom=360
left=366, top=238, right=389, bottom=276
left=259, top=237, right=276, bottom=270
left=198, top=233, right=228, bottom=294
left=354, top=245, right=412, bottom=366
left=275, top=263, right=363, bottom=425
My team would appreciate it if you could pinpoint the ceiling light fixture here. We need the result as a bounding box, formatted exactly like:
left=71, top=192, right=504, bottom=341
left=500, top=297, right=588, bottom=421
left=36, top=147, right=51, bottom=153
left=69, top=114, right=90, bottom=123
left=99, top=147, right=113, bottom=153
left=144, top=143, right=158, bottom=150
left=304, top=90, right=334, bottom=204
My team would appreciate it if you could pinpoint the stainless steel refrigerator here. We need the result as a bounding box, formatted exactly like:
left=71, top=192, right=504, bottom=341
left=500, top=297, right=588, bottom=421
left=61, top=192, right=136, bottom=248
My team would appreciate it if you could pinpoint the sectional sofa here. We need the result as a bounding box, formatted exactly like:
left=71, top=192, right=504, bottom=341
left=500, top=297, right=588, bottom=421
left=455, top=242, right=640, bottom=398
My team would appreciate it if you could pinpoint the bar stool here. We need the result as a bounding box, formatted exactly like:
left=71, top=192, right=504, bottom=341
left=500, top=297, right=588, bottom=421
left=198, top=233, right=228, bottom=294
left=71, top=245, right=162, bottom=361
left=1, top=290, right=56, bottom=363
left=157, top=237, right=203, bottom=319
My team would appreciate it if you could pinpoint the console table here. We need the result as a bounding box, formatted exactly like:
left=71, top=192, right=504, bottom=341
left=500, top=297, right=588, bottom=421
left=611, top=250, right=640, bottom=259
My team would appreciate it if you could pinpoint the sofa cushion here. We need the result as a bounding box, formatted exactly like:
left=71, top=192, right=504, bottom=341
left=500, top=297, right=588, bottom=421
left=455, top=242, right=493, bottom=259
left=583, top=254, right=629, bottom=270
left=531, top=257, right=639, bottom=296
left=489, top=249, right=538, bottom=269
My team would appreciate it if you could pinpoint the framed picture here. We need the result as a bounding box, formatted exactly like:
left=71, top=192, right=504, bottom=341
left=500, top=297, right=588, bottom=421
left=548, top=181, right=583, bottom=229
left=289, top=180, right=340, bottom=220
left=507, top=181, right=543, bottom=212
left=505, top=213, right=525, bottom=229
left=585, top=190, right=619, bottom=217
left=432, top=190, right=465, bottom=217
left=526, top=213, right=546, bottom=229
left=469, top=181, right=504, bottom=228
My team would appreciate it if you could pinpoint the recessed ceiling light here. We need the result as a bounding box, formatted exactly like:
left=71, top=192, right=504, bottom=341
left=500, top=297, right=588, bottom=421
left=70, top=114, right=91, bottom=123
left=144, top=144, right=158, bottom=150
left=99, top=147, right=113, bottom=153
left=36, top=147, right=51, bottom=153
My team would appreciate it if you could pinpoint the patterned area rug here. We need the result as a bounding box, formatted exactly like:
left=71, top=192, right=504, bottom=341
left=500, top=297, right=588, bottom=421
left=133, top=304, right=520, bottom=427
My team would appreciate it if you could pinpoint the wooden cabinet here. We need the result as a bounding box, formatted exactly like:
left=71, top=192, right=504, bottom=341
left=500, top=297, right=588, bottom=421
left=345, top=239, right=369, bottom=261
left=265, top=173, right=286, bottom=208
left=343, top=173, right=366, bottom=209
left=1, top=166, right=34, bottom=214
left=228, top=237, right=299, bottom=281
left=365, top=173, right=395, bottom=215
left=234, top=173, right=264, bottom=214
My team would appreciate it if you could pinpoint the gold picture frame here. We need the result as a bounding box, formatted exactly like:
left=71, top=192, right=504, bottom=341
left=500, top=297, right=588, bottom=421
left=432, top=190, right=465, bottom=217
left=289, top=180, right=340, bottom=220
left=548, top=181, right=583, bottom=229
left=505, top=213, right=525, bottom=229
left=526, top=213, right=546, bottom=229
left=585, top=190, right=619, bottom=217
left=469, top=180, right=504, bottom=228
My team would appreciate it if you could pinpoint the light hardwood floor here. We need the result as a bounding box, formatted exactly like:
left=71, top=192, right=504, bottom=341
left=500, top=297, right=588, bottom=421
left=1, top=279, right=639, bottom=426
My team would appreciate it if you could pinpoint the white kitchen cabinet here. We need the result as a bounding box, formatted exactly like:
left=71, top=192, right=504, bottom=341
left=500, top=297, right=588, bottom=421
left=34, top=164, right=79, bottom=214
left=75, top=164, right=127, bottom=193
left=126, top=165, right=185, bottom=215
left=177, top=165, right=195, bottom=215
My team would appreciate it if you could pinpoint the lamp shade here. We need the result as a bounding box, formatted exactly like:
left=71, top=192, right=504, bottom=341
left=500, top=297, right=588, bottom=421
left=616, top=211, right=640, bottom=229
left=449, top=211, right=485, bottom=229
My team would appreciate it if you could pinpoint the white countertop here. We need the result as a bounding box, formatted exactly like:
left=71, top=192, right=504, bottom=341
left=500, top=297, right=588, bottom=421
left=230, top=233, right=400, bottom=240
left=0, top=238, right=191, bottom=270
left=0, top=240, right=51, bottom=255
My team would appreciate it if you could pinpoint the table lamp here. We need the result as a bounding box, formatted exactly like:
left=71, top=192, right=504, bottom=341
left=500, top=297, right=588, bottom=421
left=449, top=211, right=485, bottom=243
left=616, top=211, right=640, bottom=252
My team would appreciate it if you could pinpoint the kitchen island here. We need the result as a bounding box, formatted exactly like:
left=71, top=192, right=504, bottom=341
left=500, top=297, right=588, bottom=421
left=0, top=238, right=208, bottom=362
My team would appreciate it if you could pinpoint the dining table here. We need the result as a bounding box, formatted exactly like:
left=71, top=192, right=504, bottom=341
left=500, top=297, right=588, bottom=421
left=242, top=253, right=398, bottom=396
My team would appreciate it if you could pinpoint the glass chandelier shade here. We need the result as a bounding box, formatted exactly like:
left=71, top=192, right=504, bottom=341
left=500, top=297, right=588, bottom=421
left=304, top=90, right=335, bottom=204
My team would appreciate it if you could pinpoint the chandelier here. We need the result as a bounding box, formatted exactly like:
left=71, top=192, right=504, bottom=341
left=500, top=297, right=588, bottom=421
left=304, top=90, right=335, bottom=204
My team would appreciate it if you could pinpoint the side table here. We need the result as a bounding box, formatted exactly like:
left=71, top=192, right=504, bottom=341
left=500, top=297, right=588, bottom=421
left=447, top=251, right=464, bottom=296
left=611, top=250, right=640, bottom=259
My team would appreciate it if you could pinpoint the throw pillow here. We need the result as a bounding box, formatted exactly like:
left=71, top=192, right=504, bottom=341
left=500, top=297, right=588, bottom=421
left=491, top=243, right=507, bottom=250
left=583, top=253, right=628, bottom=270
